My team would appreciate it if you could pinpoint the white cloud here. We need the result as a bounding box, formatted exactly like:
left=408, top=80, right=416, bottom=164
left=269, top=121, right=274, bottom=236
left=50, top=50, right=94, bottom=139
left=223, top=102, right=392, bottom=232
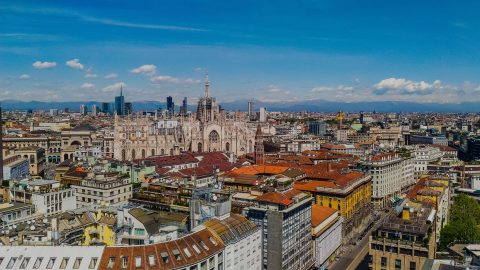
left=19, top=74, right=30, bottom=80
left=104, top=73, right=118, bottom=79
left=267, top=84, right=282, bottom=93
left=184, top=78, right=201, bottom=84
left=84, top=73, right=98, bottom=79
left=150, top=75, right=179, bottom=83
left=374, top=78, right=442, bottom=95
left=65, top=58, right=84, bottom=70
left=81, top=83, right=95, bottom=90
left=150, top=75, right=201, bottom=85
left=103, top=82, right=126, bottom=92
left=130, top=64, right=156, bottom=76
left=311, top=85, right=353, bottom=92
left=32, top=61, right=56, bottom=69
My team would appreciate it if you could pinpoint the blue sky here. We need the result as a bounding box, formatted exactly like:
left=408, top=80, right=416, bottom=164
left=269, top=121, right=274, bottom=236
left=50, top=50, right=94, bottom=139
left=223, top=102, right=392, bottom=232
left=1, top=0, right=480, bottom=104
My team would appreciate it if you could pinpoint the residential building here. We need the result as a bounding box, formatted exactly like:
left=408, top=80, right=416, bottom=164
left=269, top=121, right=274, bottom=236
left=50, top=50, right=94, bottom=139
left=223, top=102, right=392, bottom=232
left=294, top=162, right=372, bottom=241
left=2, top=153, right=29, bottom=180
left=311, top=205, right=343, bottom=269
left=72, top=172, right=132, bottom=208
left=407, top=175, right=450, bottom=243
left=361, top=153, right=414, bottom=208
left=243, top=189, right=314, bottom=270
left=368, top=200, right=436, bottom=270
left=15, top=146, right=46, bottom=176
left=7, top=179, right=76, bottom=216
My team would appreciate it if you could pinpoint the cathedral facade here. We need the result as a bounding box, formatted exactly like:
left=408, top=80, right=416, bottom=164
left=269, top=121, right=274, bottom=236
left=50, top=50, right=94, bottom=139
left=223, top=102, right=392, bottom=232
left=113, top=75, right=256, bottom=161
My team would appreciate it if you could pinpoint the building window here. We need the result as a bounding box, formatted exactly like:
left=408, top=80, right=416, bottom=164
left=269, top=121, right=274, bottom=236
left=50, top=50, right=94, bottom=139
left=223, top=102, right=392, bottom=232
left=410, top=261, right=416, bottom=270
left=6, top=257, right=17, bottom=269
left=381, top=257, right=387, bottom=267
left=121, top=256, right=128, bottom=269
left=134, top=228, right=145, bottom=235
left=46, top=258, right=56, bottom=269
left=107, top=257, right=115, bottom=269
left=395, top=259, right=401, bottom=270
left=89, top=258, right=98, bottom=269
left=148, top=255, right=155, bottom=266
left=19, top=257, right=30, bottom=269
left=33, top=258, right=43, bottom=269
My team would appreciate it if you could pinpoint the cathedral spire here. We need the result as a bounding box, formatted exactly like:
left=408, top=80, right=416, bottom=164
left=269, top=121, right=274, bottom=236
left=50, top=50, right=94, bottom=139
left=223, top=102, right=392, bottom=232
left=204, top=70, right=210, bottom=98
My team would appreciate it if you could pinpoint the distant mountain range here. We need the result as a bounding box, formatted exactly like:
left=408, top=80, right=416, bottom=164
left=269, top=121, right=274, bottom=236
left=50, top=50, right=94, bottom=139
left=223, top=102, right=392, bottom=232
left=0, top=99, right=479, bottom=113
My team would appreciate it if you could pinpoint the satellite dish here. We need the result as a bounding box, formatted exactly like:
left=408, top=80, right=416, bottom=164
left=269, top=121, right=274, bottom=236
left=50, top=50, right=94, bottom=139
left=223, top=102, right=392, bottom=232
left=212, top=195, right=217, bottom=201
left=30, top=225, right=35, bottom=231
left=214, top=184, right=219, bottom=189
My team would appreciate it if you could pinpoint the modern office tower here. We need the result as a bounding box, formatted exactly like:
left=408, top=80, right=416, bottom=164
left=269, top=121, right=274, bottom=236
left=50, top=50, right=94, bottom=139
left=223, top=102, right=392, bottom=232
left=259, top=107, right=267, bottom=122
left=166, top=96, right=174, bottom=118
left=101, top=102, right=110, bottom=114
left=248, top=101, right=255, bottom=121
left=124, top=102, right=133, bottom=115
left=80, top=104, right=87, bottom=116
left=180, top=97, right=188, bottom=116
left=91, top=104, right=97, bottom=116
left=308, top=121, right=327, bottom=136
left=63, top=108, right=69, bottom=113
left=49, top=109, right=59, bottom=116
left=114, top=88, right=125, bottom=115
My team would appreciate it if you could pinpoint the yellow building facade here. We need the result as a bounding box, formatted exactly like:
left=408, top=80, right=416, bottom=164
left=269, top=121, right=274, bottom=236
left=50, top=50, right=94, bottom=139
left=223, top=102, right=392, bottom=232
left=83, top=209, right=116, bottom=246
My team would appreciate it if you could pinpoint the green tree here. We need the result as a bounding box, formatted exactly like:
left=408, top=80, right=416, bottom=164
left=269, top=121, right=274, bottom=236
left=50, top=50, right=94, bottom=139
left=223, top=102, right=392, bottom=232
left=439, top=194, right=480, bottom=250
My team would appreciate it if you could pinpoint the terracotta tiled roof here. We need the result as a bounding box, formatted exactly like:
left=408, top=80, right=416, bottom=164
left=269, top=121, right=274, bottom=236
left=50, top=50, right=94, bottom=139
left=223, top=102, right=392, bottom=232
left=98, top=228, right=224, bottom=270
left=311, top=204, right=337, bottom=227
left=230, top=165, right=289, bottom=175
left=255, top=189, right=303, bottom=205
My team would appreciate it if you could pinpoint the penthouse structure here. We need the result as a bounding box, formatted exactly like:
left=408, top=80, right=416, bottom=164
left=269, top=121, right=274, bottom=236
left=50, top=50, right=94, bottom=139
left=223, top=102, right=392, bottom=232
left=368, top=201, right=436, bottom=270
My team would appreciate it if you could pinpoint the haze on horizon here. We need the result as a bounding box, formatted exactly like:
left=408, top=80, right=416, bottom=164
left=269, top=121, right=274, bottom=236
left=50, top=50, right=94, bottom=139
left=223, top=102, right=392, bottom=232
left=1, top=0, right=480, bottom=105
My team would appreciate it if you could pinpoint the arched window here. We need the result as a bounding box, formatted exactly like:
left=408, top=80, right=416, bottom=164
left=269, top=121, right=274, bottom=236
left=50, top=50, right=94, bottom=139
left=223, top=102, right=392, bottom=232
left=161, top=149, right=165, bottom=155
left=121, top=149, right=126, bottom=161
left=170, top=148, right=174, bottom=156
left=225, top=142, right=230, bottom=152
left=209, top=130, right=220, bottom=143
left=131, top=149, right=136, bottom=160
left=142, top=149, right=146, bottom=159
left=64, top=154, right=69, bottom=160
left=151, top=149, right=155, bottom=156
left=198, top=142, right=203, bottom=153
left=248, top=140, right=253, bottom=153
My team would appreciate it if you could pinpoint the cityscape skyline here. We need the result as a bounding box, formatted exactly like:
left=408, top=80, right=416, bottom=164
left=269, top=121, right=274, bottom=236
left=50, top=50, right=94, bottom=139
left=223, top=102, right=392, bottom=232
left=2, top=1, right=480, bottom=104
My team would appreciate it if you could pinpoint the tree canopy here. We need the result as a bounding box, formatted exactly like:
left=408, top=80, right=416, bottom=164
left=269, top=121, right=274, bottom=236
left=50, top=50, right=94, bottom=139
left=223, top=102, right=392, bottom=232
left=439, top=194, right=480, bottom=250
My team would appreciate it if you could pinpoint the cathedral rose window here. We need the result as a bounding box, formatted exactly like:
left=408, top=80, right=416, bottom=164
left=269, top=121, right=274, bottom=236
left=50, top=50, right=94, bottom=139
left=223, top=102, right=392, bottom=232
left=209, top=130, right=220, bottom=143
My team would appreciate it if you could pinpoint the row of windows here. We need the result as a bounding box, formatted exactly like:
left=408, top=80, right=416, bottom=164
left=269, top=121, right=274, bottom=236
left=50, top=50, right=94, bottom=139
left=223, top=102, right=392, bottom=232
left=0, top=256, right=98, bottom=269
